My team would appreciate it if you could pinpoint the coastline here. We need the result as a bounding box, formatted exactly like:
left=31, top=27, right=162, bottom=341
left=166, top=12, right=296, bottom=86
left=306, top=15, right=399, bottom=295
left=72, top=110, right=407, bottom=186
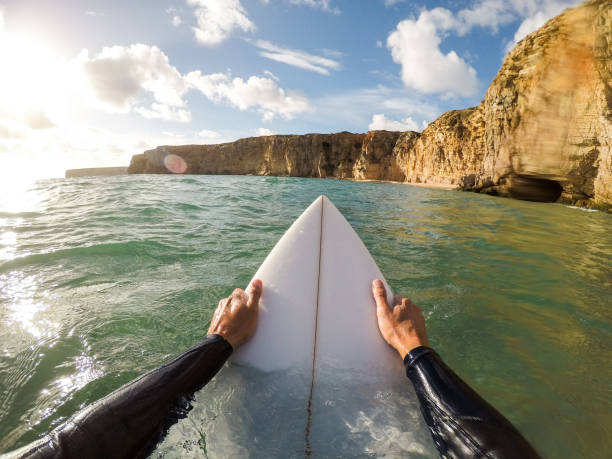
left=346, top=177, right=458, bottom=190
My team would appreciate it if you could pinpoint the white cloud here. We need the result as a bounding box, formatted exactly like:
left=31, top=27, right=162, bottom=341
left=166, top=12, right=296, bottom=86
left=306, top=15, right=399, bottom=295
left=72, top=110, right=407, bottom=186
left=376, top=40, right=383, bottom=48
left=387, top=10, right=478, bottom=97
left=77, top=44, right=191, bottom=122
left=198, top=129, right=221, bottom=138
left=0, top=9, right=4, bottom=34
left=186, top=70, right=311, bottom=121
left=253, top=40, right=340, bottom=75
left=455, top=0, right=578, bottom=35
left=135, top=104, right=192, bottom=122
left=386, top=0, right=579, bottom=42
left=455, top=1, right=512, bottom=33
left=308, top=85, right=439, bottom=132
left=369, top=114, right=419, bottom=132
left=289, top=0, right=340, bottom=14
left=188, top=0, right=255, bottom=46
left=256, top=127, right=276, bottom=136
left=385, top=1, right=580, bottom=97
left=165, top=6, right=183, bottom=27
left=77, top=44, right=310, bottom=123
left=317, top=48, right=344, bottom=59
left=85, top=11, right=103, bottom=17
left=1, top=30, right=311, bottom=127
left=263, top=70, right=280, bottom=82
left=24, top=110, right=55, bottom=129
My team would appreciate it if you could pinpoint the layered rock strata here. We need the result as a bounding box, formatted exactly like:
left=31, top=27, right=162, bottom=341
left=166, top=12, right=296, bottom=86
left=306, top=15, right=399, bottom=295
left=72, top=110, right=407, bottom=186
left=129, top=0, right=610, bottom=209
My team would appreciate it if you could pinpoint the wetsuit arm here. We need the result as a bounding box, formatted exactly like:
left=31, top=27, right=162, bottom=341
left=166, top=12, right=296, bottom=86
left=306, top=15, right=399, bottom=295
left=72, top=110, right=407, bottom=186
left=405, top=346, right=540, bottom=459
left=9, top=334, right=233, bottom=459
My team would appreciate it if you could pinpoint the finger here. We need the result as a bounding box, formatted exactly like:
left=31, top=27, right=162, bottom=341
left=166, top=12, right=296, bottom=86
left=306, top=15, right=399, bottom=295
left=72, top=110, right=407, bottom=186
left=220, top=296, right=234, bottom=314
left=218, top=297, right=230, bottom=311
left=394, top=294, right=403, bottom=307
left=247, top=279, right=263, bottom=308
left=212, top=298, right=227, bottom=322
left=230, top=288, right=247, bottom=306
left=401, top=298, right=411, bottom=308
left=372, top=279, right=391, bottom=318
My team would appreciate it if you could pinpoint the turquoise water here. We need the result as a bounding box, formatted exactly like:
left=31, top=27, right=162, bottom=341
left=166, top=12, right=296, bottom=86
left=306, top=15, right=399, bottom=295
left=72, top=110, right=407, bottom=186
left=0, top=175, right=610, bottom=457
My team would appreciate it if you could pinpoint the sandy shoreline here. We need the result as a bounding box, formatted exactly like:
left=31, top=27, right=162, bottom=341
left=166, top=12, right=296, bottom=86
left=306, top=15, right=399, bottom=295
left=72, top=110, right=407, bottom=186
left=346, top=178, right=458, bottom=190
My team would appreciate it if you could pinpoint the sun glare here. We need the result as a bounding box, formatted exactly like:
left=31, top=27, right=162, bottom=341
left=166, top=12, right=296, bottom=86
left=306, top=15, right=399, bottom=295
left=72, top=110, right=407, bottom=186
left=0, top=27, right=71, bottom=124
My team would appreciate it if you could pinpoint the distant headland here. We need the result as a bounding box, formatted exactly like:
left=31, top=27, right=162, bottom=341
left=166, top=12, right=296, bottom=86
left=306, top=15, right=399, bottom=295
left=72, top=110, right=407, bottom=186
left=66, top=167, right=128, bottom=178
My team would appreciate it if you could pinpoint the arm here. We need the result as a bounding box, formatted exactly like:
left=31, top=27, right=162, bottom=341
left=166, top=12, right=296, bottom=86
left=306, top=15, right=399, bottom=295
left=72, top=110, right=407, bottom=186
left=9, top=280, right=262, bottom=459
left=371, top=280, right=540, bottom=459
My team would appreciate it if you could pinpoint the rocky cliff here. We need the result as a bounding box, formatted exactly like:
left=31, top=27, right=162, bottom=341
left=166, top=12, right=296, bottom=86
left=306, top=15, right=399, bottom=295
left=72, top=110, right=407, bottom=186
left=467, top=0, right=611, bottom=209
left=128, top=131, right=410, bottom=181
left=129, top=0, right=610, bottom=210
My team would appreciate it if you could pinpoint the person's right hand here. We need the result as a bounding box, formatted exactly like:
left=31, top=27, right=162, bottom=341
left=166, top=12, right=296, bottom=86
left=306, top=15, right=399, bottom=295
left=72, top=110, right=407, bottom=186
left=372, top=279, right=429, bottom=359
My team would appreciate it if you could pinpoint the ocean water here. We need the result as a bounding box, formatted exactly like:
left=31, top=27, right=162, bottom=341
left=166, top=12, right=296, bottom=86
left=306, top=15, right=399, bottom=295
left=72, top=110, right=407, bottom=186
left=0, top=175, right=610, bottom=457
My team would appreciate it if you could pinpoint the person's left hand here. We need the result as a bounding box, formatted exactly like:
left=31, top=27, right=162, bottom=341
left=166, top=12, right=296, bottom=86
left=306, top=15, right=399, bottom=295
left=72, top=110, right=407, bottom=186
left=208, top=279, right=263, bottom=349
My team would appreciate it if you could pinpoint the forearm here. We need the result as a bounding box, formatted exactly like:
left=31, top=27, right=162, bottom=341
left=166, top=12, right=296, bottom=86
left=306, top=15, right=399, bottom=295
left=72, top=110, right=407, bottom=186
left=405, top=346, right=540, bottom=459
left=9, top=334, right=233, bottom=459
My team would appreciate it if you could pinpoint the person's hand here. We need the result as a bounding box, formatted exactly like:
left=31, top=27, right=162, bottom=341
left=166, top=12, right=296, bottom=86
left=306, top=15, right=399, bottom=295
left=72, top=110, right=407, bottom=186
left=208, top=279, right=263, bottom=349
left=372, top=279, right=429, bottom=359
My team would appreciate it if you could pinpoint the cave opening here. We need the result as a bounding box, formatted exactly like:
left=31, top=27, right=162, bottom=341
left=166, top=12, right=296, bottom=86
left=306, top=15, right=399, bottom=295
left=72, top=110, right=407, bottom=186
left=509, top=175, right=563, bottom=202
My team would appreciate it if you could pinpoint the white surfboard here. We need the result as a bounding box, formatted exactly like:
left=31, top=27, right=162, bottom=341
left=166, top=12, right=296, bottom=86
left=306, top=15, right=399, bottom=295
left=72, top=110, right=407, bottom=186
left=233, top=195, right=399, bottom=373
left=153, top=196, right=435, bottom=458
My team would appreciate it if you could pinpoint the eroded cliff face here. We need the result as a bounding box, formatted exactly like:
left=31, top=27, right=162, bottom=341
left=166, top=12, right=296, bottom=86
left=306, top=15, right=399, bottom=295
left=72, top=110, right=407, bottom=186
left=393, top=107, right=486, bottom=186
left=129, top=0, right=610, bottom=209
left=130, top=132, right=364, bottom=178
left=353, top=131, right=404, bottom=181
left=129, top=131, right=412, bottom=181
left=470, top=0, right=611, bottom=208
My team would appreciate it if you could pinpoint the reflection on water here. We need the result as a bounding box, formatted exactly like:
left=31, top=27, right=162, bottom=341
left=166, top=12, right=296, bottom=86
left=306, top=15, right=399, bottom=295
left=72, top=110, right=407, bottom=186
left=2, top=272, right=55, bottom=339
left=0, top=231, right=17, bottom=261
left=0, top=175, right=610, bottom=457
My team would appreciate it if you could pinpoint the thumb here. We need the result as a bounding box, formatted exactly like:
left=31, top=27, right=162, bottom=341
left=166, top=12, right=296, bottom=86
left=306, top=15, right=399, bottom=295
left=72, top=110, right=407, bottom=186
left=247, top=279, right=263, bottom=308
left=372, top=279, right=391, bottom=318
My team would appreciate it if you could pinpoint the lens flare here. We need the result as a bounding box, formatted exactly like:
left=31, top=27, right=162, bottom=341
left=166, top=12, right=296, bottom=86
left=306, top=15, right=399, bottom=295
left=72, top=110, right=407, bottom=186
left=163, top=154, right=187, bottom=174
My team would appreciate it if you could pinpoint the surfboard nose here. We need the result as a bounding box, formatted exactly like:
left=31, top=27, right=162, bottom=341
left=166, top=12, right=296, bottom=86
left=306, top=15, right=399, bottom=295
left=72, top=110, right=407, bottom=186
left=234, top=190, right=396, bottom=372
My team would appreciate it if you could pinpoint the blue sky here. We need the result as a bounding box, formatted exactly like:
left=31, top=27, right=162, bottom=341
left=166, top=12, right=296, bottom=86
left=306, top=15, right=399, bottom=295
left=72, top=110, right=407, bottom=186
left=0, top=0, right=580, bottom=181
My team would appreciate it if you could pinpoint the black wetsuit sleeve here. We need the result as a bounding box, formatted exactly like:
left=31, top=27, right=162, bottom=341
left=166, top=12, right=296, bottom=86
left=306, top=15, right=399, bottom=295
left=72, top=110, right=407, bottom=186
left=405, top=346, right=540, bottom=459
left=9, top=334, right=233, bottom=459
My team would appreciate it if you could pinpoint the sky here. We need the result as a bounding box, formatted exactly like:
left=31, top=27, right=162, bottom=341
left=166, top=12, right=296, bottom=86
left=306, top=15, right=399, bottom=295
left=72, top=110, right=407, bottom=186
left=0, top=0, right=581, bottom=183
